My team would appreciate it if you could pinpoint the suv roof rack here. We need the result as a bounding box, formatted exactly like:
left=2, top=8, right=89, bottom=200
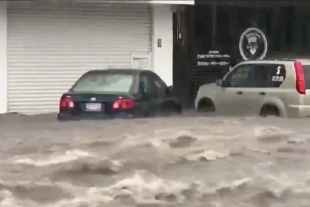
left=279, top=58, right=296, bottom=61
left=242, top=58, right=298, bottom=62
left=242, top=59, right=268, bottom=61
left=244, top=58, right=290, bottom=61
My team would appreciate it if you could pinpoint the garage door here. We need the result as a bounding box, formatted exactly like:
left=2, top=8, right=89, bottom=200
left=7, top=2, right=151, bottom=114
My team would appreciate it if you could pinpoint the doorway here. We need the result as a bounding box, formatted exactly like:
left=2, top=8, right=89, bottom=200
left=177, top=2, right=310, bottom=106
left=172, top=6, right=192, bottom=108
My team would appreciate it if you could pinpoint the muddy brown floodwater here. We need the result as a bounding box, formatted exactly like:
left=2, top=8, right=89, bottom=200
left=0, top=113, right=310, bottom=207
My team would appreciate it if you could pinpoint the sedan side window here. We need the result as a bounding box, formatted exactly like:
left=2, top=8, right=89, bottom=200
left=141, top=74, right=159, bottom=99
left=150, top=74, right=167, bottom=88
left=225, top=65, right=255, bottom=87
left=149, top=74, right=167, bottom=98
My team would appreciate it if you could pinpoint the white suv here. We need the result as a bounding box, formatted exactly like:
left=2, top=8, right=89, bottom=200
left=194, top=59, right=310, bottom=118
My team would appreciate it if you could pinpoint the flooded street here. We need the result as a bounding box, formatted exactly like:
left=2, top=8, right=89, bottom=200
left=0, top=114, right=310, bottom=207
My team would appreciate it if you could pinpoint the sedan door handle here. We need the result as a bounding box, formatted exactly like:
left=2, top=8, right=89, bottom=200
left=259, top=92, right=266, bottom=95
left=236, top=91, right=243, bottom=95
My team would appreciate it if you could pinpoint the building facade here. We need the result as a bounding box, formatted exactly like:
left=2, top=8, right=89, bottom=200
left=0, top=1, right=194, bottom=114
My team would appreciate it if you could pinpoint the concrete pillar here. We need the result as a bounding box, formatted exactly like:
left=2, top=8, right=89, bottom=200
left=152, top=4, right=173, bottom=86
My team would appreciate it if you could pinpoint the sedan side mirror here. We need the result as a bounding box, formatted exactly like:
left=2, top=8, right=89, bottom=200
left=138, top=82, right=150, bottom=100
left=216, top=79, right=223, bottom=87
left=165, top=86, right=174, bottom=96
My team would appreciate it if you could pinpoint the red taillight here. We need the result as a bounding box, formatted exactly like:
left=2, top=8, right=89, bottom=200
left=59, top=97, right=75, bottom=110
left=294, top=61, right=306, bottom=94
left=112, top=99, right=134, bottom=110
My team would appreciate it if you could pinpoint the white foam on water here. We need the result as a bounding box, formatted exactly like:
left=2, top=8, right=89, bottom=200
left=109, top=170, right=188, bottom=201
left=253, top=126, right=293, bottom=140
left=0, top=190, right=21, bottom=207
left=13, top=150, right=95, bottom=166
left=53, top=189, right=113, bottom=207
left=115, top=129, right=197, bottom=152
left=50, top=171, right=194, bottom=206
left=1, top=171, right=307, bottom=207
left=49, top=171, right=257, bottom=206
left=186, top=150, right=229, bottom=161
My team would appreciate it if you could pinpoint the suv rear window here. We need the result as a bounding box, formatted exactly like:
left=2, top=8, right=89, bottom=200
left=303, top=65, right=310, bottom=89
left=71, top=72, right=134, bottom=93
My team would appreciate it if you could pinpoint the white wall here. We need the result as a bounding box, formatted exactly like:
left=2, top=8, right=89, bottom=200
left=150, top=0, right=194, bottom=4
left=0, top=2, right=7, bottom=114
left=151, top=4, right=173, bottom=86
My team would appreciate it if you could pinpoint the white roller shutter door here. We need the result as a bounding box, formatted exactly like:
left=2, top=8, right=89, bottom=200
left=7, top=2, right=151, bottom=114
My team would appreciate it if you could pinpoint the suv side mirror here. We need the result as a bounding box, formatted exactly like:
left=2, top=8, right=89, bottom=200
left=216, top=79, right=223, bottom=87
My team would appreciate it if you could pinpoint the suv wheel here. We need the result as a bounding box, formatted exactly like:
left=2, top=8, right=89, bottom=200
left=197, top=99, right=215, bottom=114
left=260, top=105, right=280, bottom=117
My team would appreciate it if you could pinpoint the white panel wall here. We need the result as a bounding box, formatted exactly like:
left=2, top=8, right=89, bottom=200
left=0, top=3, right=175, bottom=114
left=0, top=2, right=7, bottom=114
left=152, top=4, right=173, bottom=86
left=7, top=3, right=151, bottom=114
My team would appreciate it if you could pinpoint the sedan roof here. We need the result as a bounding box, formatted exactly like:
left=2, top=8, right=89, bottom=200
left=86, top=69, right=149, bottom=75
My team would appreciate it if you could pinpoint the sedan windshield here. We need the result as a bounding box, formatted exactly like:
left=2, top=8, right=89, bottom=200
left=71, top=73, right=134, bottom=93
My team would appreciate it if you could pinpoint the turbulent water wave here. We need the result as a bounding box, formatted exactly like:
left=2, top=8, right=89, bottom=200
left=1, top=116, right=310, bottom=206
left=0, top=180, right=72, bottom=204
left=3, top=170, right=308, bottom=207
left=13, top=150, right=95, bottom=167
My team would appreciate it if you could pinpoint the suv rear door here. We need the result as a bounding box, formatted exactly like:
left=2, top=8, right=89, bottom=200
left=244, top=63, right=287, bottom=115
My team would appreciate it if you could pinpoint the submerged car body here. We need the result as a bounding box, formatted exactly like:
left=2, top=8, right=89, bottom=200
left=57, top=69, right=182, bottom=120
left=195, top=59, right=310, bottom=118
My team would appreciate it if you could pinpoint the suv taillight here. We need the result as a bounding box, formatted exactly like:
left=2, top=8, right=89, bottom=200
left=294, top=61, right=306, bottom=95
left=60, top=97, right=75, bottom=110
left=112, top=99, right=134, bottom=110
